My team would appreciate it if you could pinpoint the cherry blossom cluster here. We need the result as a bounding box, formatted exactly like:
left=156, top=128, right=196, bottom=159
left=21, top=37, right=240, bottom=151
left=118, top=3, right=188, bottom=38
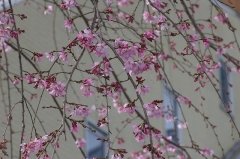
left=114, top=38, right=157, bottom=76
left=146, top=0, right=167, bottom=11
left=75, top=138, right=86, bottom=148
left=0, top=9, right=27, bottom=52
left=61, top=0, right=78, bottom=10
left=214, top=13, right=228, bottom=24
left=130, top=142, right=182, bottom=159
left=20, top=135, right=48, bottom=159
left=25, top=74, right=66, bottom=97
left=77, top=29, right=98, bottom=49
left=80, top=78, right=95, bottom=97
left=176, top=95, right=191, bottom=105
left=70, top=105, right=91, bottom=117
left=44, top=5, right=53, bottom=15
left=200, top=147, right=214, bottom=157
left=143, top=101, right=164, bottom=118
left=132, top=123, right=162, bottom=143
left=111, top=148, right=127, bottom=159
left=91, top=61, right=113, bottom=77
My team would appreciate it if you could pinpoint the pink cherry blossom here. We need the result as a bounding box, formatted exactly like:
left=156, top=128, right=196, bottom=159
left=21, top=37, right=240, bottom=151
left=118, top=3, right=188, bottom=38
left=71, top=106, right=91, bottom=117
left=13, top=77, right=23, bottom=85
left=65, top=105, right=71, bottom=111
left=208, top=23, right=217, bottom=30
left=189, top=34, right=199, bottom=42
left=126, top=16, right=134, bottom=23
left=124, top=60, right=151, bottom=76
left=94, top=42, right=109, bottom=58
left=214, top=13, right=228, bottom=23
left=106, top=0, right=114, bottom=4
left=157, top=14, right=166, bottom=24
left=146, top=0, right=165, bottom=11
left=232, top=67, right=240, bottom=74
left=165, top=113, right=177, bottom=122
left=209, top=62, right=221, bottom=73
left=45, top=52, right=55, bottom=62
left=143, top=30, right=159, bottom=42
left=20, top=136, right=48, bottom=158
left=117, top=12, right=124, bottom=18
left=91, top=62, right=102, bottom=76
left=178, top=122, right=188, bottom=129
left=64, top=19, right=73, bottom=30
left=70, top=121, right=79, bottom=133
left=156, top=73, right=165, bottom=81
left=58, top=51, right=69, bottom=63
left=44, top=5, right=53, bottom=15
left=0, top=11, right=10, bottom=24
left=216, top=47, right=226, bottom=55
left=152, top=129, right=162, bottom=140
left=136, top=85, right=150, bottom=95
left=25, top=74, right=34, bottom=84
left=131, top=151, right=149, bottom=159
left=32, top=78, right=46, bottom=89
left=91, top=105, right=96, bottom=111
left=75, top=138, right=86, bottom=148
left=134, top=41, right=147, bottom=57
left=77, top=29, right=98, bottom=48
left=62, top=0, right=78, bottom=10
left=142, top=11, right=156, bottom=23
left=196, top=63, right=207, bottom=74
left=80, top=78, right=95, bottom=97
left=177, top=95, right=191, bottom=105
left=36, top=52, right=44, bottom=62
left=177, top=22, right=191, bottom=31
left=230, top=43, right=235, bottom=49
left=117, top=106, right=124, bottom=114
left=103, top=61, right=113, bottom=76
left=199, top=24, right=205, bottom=30
left=167, top=144, right=176, bottom=152
left=178, top=11, right=183, bottom=19
left=159, top=53, right=168, bottom=61
left=200, top=148, right=214, bottom=157
left=113, top=95, right=124, bottom=110
left=48, top=81, right=66, bottom=97
left=13, top=79, right=19, bottom=85
left=117, top=138, right=125, bottom=145
left=97, top=117, right=110, bottom=127
left=177, top=154, right=186, bottom=159
left=123, top=103, right=137, bottom=114
left=203, top=38, right=210, bottom=47
left=132, top=124, right=147, bottom=142
left=98, top=108, right=107, bottom=117
left=143, top=102, right=164, bottom=118
left=109, top=82, right=122, bottom=99
left=117, top=0, right=133, bottom=7
left=0, top=42, right=11, bottom=52
left=0, top=27, right=11, bottom=41
left=114, top=38, right=137, bottom=60
left=111, top=155, right=123, bottom=159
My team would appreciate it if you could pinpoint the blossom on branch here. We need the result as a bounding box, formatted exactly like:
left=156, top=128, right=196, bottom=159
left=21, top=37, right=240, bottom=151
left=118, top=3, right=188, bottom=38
left=44, top=5, right=53, bottom=15
left=80, top=78, right=95, bottom=97
left=177, top=95, right=191, bottom=105
left=75, top=138, right=86, bottom=148
left=200, top=148, right=214, bottom=157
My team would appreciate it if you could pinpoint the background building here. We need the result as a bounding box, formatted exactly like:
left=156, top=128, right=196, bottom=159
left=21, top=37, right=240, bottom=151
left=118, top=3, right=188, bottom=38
left=0, top=0, right=240, bottom=158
